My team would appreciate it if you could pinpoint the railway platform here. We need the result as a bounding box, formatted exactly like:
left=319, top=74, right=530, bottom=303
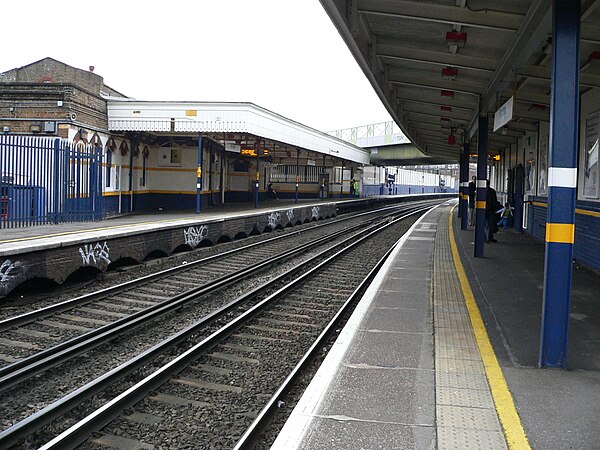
left=273, top=201, right=600, bottom=449
left=0, top=194, right=452, bottom=298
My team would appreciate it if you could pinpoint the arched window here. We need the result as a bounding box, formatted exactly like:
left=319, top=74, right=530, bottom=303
left=105, top=138, right=117, bottom=188
left=141, top=145, right=149, bottom=187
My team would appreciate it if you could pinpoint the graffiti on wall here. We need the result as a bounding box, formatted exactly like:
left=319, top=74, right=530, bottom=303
left=79, top=241, right=111, bottom=266
left=267, top=212, right=281, bottom=229
left=286, top=209, right=295, bottom=222
left=311, top=206, right=320, bottom=219
left=0, top=259, right=24, bottom=287
left=184, top=225, right=208, bottom=248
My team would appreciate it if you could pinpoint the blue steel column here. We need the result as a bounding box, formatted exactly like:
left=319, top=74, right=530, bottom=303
left=474, top=116, right=488, bottom=257
left=341, top=160, right=345, bottom=199
left=321, top=155, right=326, bottom=200
left=539, top=0, right=580, bottom=368
left=196, top=133, right=203, bottom=213
left=129, top=134, right=136, bottom=213
left=255, top=149, right=260, bottom=208
left=461, top=142, right=471, bottom=229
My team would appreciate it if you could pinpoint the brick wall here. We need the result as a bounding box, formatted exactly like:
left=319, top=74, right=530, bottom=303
left=0, top=57, right=127, bottom=135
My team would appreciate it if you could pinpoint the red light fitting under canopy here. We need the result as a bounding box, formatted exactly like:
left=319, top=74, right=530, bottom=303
left=441, top=90, right=455, bottom=97
left=442, top=67, right=458, bottom=80
left=448, top=128, right=456, bottom=145
left=446, top=31, right=467, bottom=47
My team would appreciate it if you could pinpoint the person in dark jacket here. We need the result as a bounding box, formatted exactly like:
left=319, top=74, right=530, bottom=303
left=485, top=181, right=499, bottom=242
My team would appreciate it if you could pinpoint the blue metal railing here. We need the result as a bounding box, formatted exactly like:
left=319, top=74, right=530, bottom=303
left=0, top=136, right=103, bottom=228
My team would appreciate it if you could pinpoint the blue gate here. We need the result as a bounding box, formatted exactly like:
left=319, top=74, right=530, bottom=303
left=0, top=136, right=104, bottom=228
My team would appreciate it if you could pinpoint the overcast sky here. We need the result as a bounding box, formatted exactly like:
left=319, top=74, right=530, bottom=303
left=2, top=0, right=393, bottom=133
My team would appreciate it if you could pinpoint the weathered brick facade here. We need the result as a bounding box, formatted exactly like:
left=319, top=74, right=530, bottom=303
left=0, top=57, right=126, bottom=137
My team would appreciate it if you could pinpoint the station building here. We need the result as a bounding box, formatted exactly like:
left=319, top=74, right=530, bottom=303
left=1, top=58, right=457, bottom=225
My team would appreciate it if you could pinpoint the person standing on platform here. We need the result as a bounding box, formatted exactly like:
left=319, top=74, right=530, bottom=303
left=350, top=179, right=355, bottom=197
left=485, top=181, right=499, bottom=242
left=354, top=180, right=360, bottom=197
left=468, top=175, right=476, bottom=226
left=497, top=202, right=513, bottom=229
left=268, top=183, right=278, bottom=200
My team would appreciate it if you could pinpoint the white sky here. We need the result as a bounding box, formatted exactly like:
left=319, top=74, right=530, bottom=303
left=2, top=0, right=393, bottom=133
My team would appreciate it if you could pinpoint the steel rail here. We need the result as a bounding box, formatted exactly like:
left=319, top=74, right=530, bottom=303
left=36, top=205, right=433, bottom=450
left=0, top=203, right=433, bottom=449
left=0, top=214, right=372, bottom=392
left=0, top=199, right=436, bottom=331
left=233, top=207, right=432, bottom=449
left=0, top=202, right=439, bottom=392
left=0, top=202, right=402, bottom=332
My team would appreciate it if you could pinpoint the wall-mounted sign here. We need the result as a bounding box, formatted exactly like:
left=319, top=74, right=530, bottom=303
left=583, top=111, right=600, bottom=199
left=307, top=159, right=316, bottom=166
left=493, top=96, right=514, bottom=131
left=225, top=142, right=241, bottom=153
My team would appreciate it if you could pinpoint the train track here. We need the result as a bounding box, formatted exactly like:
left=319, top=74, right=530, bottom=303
left=0, top=200, right=441, bottom=448
left=0, top=202, right=422, bottom=376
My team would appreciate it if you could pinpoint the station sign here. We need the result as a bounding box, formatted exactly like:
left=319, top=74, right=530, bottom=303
left=493, top=96, right=514, bottom=132
left=241, top=148, right=258, bottom=157
left=225, top=142, right=241, bottom=153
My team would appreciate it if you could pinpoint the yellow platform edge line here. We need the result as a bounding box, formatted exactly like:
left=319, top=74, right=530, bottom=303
left=448, top=206, right=531, bottom=450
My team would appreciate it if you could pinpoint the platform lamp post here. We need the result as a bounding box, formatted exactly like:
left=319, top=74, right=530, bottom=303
left=539, top=0, right=580, bottom=368
left=474, top=115, right=488, bottom=257
left=196, top=133, right=203, bottom=213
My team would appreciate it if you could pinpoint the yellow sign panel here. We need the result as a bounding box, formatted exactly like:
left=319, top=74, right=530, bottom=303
left=241, top=149, right=258, bottom=157
left=185, top=110, right=197, bottom=117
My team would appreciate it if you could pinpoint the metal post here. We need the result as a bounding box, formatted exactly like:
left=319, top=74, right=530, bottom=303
left=295, top=149, right=300, bottom=204
left=461, top=142, right=470, bottom=230
left=474, top=116, right=488, bottom=257
left=539, top=0, right=580, bottom=368
left=321, top=155, right=325, bottom=200
left=53, top=138, right=61, bottom=224
left=196, top=133, right=203, bottom=213
left=341, top=160, right=344, bottom=199
left=255, top=146, right=260, bottom=208
left=128, top=134, right=135, bottom=213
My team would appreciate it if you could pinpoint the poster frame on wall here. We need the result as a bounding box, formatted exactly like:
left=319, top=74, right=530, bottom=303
left=538, top=122, right=549, bottom=197
left=583, top=111, right=600, bottom=199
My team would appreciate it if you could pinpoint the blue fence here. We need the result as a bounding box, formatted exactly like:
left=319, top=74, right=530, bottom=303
left=0, top=136, right=104, bottom=228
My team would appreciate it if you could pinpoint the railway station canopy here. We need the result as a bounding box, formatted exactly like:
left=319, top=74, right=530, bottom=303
left=320, top=0, right=600, bottom=162
left=107, top=99, right=370, bottom=166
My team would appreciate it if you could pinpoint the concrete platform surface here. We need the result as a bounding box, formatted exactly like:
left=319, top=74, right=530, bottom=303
left=272, top=202, right=600, bottom=449
left=454, top=211, right=600, bottom=450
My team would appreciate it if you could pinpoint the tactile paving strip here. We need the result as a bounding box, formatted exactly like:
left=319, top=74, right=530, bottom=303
left=432, top=206, right=507, bottom=449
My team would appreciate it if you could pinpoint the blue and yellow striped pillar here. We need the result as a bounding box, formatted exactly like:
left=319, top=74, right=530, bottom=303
left=539, top=0, right=580, bottom=368
left=196, top=132, right=203, bottom=213
left=474, top=116, right=488, bottom=257
left=460, top=142, right=470, bottom=230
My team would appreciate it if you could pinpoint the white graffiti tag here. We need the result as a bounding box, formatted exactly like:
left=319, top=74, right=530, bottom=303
left=184, top=225, right=208, bottom=248
left=0, top=259, right=22, bottom=286
left=286, top=209, right=295, bottom=222
left=79, top=242, right=111, bottom=266
left=267, top=212, right=281, bottom=229
left=311, top=206, right=320, bottom=219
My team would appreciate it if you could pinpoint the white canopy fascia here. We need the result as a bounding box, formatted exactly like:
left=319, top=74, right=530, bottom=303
left=107, top=100, right=370, bottom=164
